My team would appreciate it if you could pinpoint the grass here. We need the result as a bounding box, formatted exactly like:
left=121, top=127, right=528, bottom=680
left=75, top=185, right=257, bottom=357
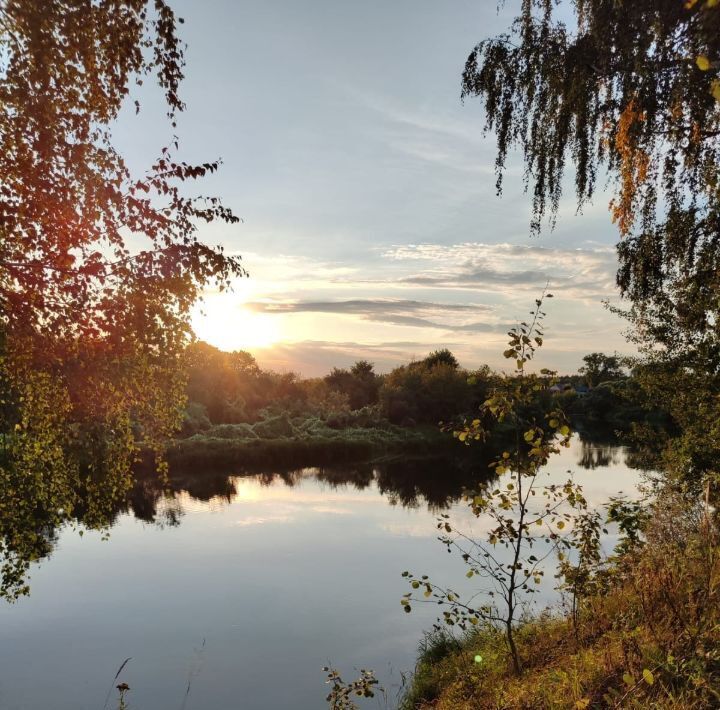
left=401, top=493, right=720, bottom=709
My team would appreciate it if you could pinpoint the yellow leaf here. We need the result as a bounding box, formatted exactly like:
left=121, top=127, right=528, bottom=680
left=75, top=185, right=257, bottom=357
left=696, top=55, right=711, bottom=71
left=642, top=668, right=654, bottom=685
left=458, top=432, right=467, bottom=442
left=711, top=79, right=720, bottom=102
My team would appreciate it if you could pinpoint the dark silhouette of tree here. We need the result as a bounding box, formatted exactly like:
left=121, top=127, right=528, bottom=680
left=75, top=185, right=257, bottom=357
left=461, top=0, right=720, bottom=354
left=324, top=360, right=380, bottom=410
left=578, top=352, right=625, bottom=388
left=379, top=351, right=472, bottom=424
left=423, top=348, right=460, bottom=370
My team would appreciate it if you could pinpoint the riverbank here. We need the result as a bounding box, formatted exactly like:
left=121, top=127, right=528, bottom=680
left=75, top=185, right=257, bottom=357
left=166, top=419, right=457, bottom=473
left=400, top=495, right=719, bottom=709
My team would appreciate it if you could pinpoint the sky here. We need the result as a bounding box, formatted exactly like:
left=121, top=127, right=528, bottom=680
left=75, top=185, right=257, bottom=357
left=114, top=0, right=630, bottom=376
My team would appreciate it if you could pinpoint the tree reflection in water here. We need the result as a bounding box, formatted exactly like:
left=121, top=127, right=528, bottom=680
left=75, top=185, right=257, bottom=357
left=2, top=434, right=649, bottom=599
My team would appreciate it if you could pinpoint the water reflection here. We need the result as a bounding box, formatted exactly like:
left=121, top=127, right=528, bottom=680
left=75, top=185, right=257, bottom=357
left=127, top=433, right=643, bottom=526
left=0, top=431, right=649, bottom=601
left=0, top=434, right=648, bottom=710
left=577, top=440, right=621, bottom=469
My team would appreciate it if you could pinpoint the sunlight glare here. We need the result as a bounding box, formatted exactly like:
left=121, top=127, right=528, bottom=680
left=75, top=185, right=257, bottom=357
left=191, top=290, right=280, bottom=351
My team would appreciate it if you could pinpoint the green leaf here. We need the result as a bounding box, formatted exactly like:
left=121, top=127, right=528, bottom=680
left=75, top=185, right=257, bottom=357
left=623, top=672, right=634, bottom=687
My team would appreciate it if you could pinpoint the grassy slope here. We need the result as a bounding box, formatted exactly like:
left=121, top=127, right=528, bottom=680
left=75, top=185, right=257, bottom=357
left=402, top=507, right=720, bottom=709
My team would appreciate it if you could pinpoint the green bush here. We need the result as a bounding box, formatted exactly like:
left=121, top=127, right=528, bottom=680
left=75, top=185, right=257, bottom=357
left=203, top=423, right=259, bottom=440
left=251, top=413, right=299, bottom=439
left=180, top=402, right=212, bottom=436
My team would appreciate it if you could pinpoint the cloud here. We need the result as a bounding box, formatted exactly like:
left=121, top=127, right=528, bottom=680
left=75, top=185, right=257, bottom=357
left=233, top=515, right=294, bottom=527
left=246, top=298, right=485, bottom=315
left=378, top=242, right=617, bottom=299
left=246, top=298, right=503, bottom=333
left=350, top=90, right=507, bottom=178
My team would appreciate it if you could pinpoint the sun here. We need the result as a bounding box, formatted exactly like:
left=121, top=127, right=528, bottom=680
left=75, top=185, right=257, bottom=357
left=191, top=292, right=280, bottom=351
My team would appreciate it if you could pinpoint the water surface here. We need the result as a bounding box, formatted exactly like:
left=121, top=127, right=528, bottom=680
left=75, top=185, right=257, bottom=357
left=0, top=437, right=644, bottom=709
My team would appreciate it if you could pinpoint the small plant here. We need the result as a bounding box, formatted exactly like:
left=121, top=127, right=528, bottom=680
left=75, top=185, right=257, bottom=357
left=401, top=293, right=590, bottom=675
left=556, top=508, right=603, bottom=645
left=116, top=682, right=130, bottom=710
left=322, top=665, right=382, bottom=709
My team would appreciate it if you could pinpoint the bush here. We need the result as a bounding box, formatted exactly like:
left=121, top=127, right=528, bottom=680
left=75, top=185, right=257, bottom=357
left=251, top=413, right=298, bottom=439
left=203, top=423, right=259, bottom=440
left=180, top=402, right=212, bottom=436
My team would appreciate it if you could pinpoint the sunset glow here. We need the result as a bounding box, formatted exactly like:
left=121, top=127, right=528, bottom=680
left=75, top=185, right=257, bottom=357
left=191, top=293, right=280, bottom=350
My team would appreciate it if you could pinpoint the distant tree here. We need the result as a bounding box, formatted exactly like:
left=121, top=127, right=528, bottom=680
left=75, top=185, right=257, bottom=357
left=578, top=353, right=625, bottom=388
left=297, top=378, right=350, bottom=417
left=423, top=349, right=460, bottom=370
left=350, top=360, right=375, bottom=378
left=185, top=342, right=258, bottom=423
left=379, top=352, right=469, bottom=425
left=324, top=360, right=380, bottom=410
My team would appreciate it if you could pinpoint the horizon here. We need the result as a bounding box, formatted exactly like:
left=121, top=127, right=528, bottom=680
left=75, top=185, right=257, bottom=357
left=114, top=0, right=631, bottom=377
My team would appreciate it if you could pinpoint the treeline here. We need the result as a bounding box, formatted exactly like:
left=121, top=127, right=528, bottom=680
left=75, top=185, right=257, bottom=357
left=181, top=343, right=668, bottom=442
left=181, top=342, right=496, bottom=435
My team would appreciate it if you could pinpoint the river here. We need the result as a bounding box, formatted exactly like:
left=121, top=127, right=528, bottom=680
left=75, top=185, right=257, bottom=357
left=0, top=436, right=646, bottom=709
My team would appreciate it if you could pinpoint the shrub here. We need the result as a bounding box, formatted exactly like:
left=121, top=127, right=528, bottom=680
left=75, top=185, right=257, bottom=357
left=203, top=423, right=259, bottom=440
left=251, top=413, right=298, bottom=439
left=180, top=402, right=212, bottom=437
